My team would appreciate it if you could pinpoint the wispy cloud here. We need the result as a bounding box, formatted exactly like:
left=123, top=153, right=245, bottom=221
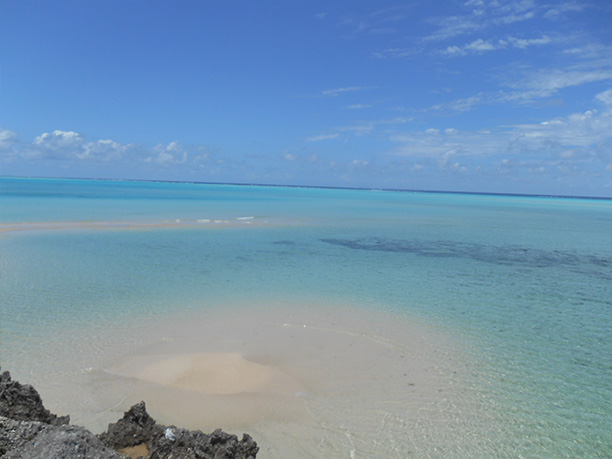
left=430, top=60, right=612, bottom=113
left=501, top=68, right=612, bottom=102
left=337, top=5, right=411, bottom=37
left=507, top=35, right=552, bottom=48
left=321, top=86, right=376, bottom=97
left=306, top=133, right=340, bottom=142
left=424, top=14, right=483, bottom=42
left=372, top=47, right=422, bottom=59
left=596, top=88, right=612, bottom=105
left=391, top=92, right=612, bottom=168
left=544, top=2, right=586, bottom=20
left=346, top=104, right=371, bottom=110
left=443, top=38, right=497, bottom=56
left=425, top=0, right=542, bottom=42
left=305, top=117, right=410, bottom=146
left=337, top=116, right=409, bottom=135
left=431, top=94, right=486, bottom=112
left=563, top=43, right=612, bottom=60
left=442, top=35, right=553, bottom=56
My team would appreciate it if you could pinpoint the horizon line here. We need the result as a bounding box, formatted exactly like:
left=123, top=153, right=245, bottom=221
left=2, top=174, right=611, bottom=201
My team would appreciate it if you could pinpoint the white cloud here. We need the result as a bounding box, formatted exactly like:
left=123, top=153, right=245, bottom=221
left=346, top=104, right=371, bottom=110
left=424, top=15, right=482, bottom=42
left=511, top=107, right=612, bottom=149
left=35, top=130, right=82, bottom=147
left=337, top=6, right=410, bottom=37
left=306, top=133, right=340, bottom=142
left=12, top=129, right=133, bottom=163
left=443, top=45, right=467, bottom=56
left=442, top=35, right=553, bottom=56
left=283, top=152, right=297, bottom=161
left=81, top=139, right=129, bottom=161
left=316, top=117, right=409, bottom=142
left=321, top=86, right=375, bottom=97
left=372, top=47, right=420, bottom=59
left=465, top=38, right=496, bottom=52
left=434, top=64, right=612, bottom=114
left=391, top=97, right=612, bottom=167
left=544, top=2, right=585, bottom=20
left=596, top=88, right=612, bottom=105
left=425, top=0, right=538, bottom=42
left=432, top=94, right=484, bottom=112
left=562, top=43, right=612, bottom=60
left=146, top=141, right=187, bottom=165
left=498, top=10, right=535, bottom=25
left=336, top=124, right=375, bottom=136
left=31, top=130, right=84, bottom=160
left=502, top=68, right=612, bottom=102
left=508, top=35, right=552, bottom=48
left=0, top=127, right=18, bottom=150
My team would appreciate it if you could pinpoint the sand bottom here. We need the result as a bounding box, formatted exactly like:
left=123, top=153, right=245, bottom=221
left=10, top=301, right=498, bottom=457
left=114, top=352, right=303, bottom=396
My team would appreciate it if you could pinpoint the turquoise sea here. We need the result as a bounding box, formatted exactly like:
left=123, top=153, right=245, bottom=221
left=1, top=177, right=611, bottom=457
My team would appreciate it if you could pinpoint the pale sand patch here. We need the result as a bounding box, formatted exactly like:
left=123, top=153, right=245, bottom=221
left=114, top=352, right=302, bottom=395
left=117, top=443, right=149, bottom=459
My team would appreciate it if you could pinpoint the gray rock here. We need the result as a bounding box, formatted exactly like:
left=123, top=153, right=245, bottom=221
left=0, top=370, right=69, bottom=426
left=0, top=416, right=48, bottom=456
left=99, top=402, right=259, bottom=459
left=0, top=369, right=259, bottom=458
left=98, top=401, right=162, bottom=450
left=1, top=419, right=122, bottom=459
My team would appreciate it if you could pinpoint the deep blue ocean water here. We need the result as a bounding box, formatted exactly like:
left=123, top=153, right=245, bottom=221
left=1, top=177, right=611, bottom=457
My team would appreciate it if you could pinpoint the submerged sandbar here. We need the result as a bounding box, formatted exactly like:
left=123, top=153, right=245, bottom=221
left=10, top=301, right=497, bottom=457
left=0, top=216, right=270, bottom=233
left=113, top=352, right=302, bottom=396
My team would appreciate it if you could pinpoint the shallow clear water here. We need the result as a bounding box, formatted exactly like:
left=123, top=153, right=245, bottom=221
left=1, top=177, right=611, bottom=457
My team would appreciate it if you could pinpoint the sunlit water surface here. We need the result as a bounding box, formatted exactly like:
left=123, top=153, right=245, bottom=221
left=1, top=177, right=610, bottom=457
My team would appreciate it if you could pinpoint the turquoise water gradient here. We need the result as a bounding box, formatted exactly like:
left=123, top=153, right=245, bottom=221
left=1, top=177, right=611, bottom=456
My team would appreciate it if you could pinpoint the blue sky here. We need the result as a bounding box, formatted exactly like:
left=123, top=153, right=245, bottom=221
left=1, top=0, right=611, bottom=196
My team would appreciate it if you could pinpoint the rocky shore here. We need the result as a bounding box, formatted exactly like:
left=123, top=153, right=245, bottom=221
left=0, top=369, right=258, bottom=458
